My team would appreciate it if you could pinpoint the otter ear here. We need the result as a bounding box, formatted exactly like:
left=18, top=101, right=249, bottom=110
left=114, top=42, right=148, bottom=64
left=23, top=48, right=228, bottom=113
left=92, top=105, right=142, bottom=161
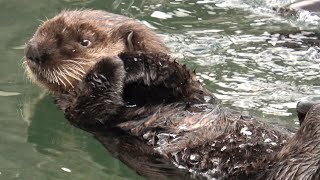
left=126, top=31, right=134, bottom=52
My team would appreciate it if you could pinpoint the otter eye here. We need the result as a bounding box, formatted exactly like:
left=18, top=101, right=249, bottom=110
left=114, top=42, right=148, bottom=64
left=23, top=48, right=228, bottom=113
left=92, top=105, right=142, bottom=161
left=80, top=39, right=91, bottom=47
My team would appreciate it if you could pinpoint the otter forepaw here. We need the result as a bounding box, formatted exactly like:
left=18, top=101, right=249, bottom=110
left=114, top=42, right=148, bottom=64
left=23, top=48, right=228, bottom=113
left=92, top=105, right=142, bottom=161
left=54, top=93, right=76, bottom=113
left=85, top=57, right=126, bottom=90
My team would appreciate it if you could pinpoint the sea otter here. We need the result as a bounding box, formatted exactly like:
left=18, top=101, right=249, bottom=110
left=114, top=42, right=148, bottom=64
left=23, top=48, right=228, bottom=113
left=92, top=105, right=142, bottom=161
left=25, top=10, right=169, bottom=94
left=270, top=1, right=320, bottom=49
left=24, top=10, right=320, bottom=179
left=274, top=0, right=320, bottom=17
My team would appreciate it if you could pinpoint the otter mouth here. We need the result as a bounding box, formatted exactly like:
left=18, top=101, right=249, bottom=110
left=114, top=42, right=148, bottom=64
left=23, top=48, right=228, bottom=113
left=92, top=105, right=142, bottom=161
left=25, top=58, right=39, bottom=69
left=25, top=58, right=73, bottom=90
left=25, top=58, right=59, bottom=85
left=24, top=54, right=96, bottom=93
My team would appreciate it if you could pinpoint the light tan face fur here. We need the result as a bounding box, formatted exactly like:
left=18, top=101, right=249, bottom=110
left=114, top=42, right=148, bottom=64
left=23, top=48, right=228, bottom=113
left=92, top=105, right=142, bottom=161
left=24, top=11, right=128, bottom=94
left=25, top=10, right=170, bottom=94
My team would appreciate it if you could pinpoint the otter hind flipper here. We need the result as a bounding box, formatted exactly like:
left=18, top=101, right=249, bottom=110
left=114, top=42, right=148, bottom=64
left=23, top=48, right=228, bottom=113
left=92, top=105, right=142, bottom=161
left=296, top=101, right=320, bottom=125
left=259, top=103, right=320, bottom=180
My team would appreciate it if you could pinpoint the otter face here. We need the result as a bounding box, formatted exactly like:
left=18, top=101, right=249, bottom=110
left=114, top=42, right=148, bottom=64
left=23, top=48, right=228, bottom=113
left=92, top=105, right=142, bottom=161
left=24, top=10, right=169, bottom=94
left=24, top=12, right=127, bottom=94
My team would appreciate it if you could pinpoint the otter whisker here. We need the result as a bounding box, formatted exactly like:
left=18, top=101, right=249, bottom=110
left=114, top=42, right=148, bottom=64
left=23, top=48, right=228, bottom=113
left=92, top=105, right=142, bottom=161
left=42, top=69, right=48, bottom=80
left=51, top=68, right=59, bottom=85
left=64, top=59, right=91, bottom=65
left=38, top=19, right=48, bottom=25
left=63, top=60, right=87, bottom=74
left=49, top=69, right=58, bottom=84
left=53, top=70, right=61, bottom=86
left=72, top=64, right=86, bottom=74
left=20, top=57, right=26, bottom=65
left=66, top=65, right=84, bottom=77
left=77, top=61, right=95, bottom=65
left=72, top=58, right=94, bottom=62
left=65, top=65, right=85, bottom=79
left=63, top=66, right=82, bottom=81
left=44, top=69, right=51, bottom=83
left=45, top=70, right=51, bottom=83
left=64, top=59, right=84, bottom=64
left=46, top=69, right=52, bottom=83
left=71, top=59, right=96, bottom=65
left=65, top=58, right=83, bottom=61
left=23, top=66, right=29, bottom=78
left=66, top=64, right=86, bottom=77
left=57, top=66, right=74, bottom=88
left=56, top=72, right=66, bottom=87
left=21, top=61, right=27, bottom=66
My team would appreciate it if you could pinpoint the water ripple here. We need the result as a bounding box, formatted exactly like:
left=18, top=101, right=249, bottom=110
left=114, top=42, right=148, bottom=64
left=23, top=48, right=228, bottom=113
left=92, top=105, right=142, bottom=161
left=161, top=0, right=320, bottom=118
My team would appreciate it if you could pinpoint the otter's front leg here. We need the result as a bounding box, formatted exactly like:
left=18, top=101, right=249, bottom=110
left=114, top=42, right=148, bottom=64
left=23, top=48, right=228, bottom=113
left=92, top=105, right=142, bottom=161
left=120, top=52, right=216, bottom=104
left=120, top=52, right=186, bottom=86
left=55, top=57, right=126, bottom=129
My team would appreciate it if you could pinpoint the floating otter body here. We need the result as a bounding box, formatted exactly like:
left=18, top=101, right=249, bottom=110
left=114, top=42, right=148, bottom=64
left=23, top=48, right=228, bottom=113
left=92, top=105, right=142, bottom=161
left=287, top=0, right=320, bottom=15
left=274, top=0, right=320, bottom=16
left=271, top=0, right=320, bottom=49
left=24, top=10, right=320, bottom=179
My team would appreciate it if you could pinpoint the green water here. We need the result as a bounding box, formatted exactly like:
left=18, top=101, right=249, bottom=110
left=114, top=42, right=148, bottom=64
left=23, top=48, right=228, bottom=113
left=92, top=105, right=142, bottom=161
left=1, top=0, right=320, bottom=179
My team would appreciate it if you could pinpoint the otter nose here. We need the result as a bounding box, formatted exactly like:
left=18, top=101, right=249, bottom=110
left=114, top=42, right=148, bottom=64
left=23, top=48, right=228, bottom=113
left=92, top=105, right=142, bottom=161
left=25, top=42, right=48, bottom=64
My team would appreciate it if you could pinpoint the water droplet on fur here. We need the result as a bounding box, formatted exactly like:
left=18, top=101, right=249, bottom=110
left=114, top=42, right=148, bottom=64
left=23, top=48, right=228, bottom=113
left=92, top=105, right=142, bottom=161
left=240, top=126, right=252, bottom=136
left=143, top=131, right=152, bottom=139
left=125, top=104, right=137, bottom=107
left=239, top=144, right=246, bottom=148
left=266, top=149, right=273, bottom=153
left=190, top=154, right=200, bottom=161
left=204, top=96, right=212, bottom=102
left=264, top=138, right=272, bottom=143
left=270, top=142, right=277, bottom=146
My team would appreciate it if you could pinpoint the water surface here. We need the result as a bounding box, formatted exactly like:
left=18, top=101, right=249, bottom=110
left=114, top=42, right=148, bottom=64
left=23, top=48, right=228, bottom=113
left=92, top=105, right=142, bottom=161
left=1, top=0, right=320, bottom=179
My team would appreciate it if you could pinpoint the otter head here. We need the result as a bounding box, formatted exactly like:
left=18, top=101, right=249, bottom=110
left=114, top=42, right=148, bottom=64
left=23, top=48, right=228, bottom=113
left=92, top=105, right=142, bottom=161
left=25, top=10, right=169, bottom=94
left=24, top=10, right=137, bottom=94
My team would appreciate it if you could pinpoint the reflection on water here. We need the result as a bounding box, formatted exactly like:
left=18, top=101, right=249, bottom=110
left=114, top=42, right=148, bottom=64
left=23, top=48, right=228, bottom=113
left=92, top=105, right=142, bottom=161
left=1, top=0, right=320, bottom=179
left=26, top=96, right=143, bottom=180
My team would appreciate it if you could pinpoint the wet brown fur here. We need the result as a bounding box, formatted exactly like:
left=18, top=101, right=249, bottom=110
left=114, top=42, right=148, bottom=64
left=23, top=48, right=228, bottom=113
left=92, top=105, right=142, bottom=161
left=51, top=52, right=320, bottom=179
left=25, top=10, right=169, bottom=94
left=24, top=10, right=320, bottom=180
